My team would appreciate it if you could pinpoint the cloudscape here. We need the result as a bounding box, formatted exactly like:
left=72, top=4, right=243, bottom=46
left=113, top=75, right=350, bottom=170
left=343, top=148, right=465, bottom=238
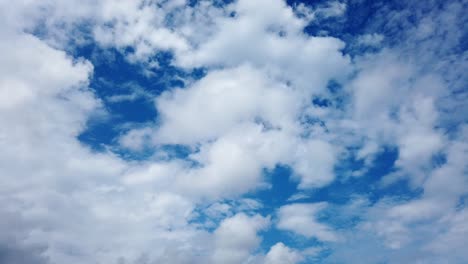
left=0, top=0, right=467, bottom=263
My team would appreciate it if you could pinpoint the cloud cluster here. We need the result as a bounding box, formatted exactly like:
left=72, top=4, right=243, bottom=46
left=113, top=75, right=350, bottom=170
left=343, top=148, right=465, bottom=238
left=0, top=0, right=467, bottom=263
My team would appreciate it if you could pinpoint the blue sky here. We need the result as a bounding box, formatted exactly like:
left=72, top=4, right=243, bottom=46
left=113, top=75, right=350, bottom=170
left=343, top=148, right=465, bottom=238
left=0, top=0, right=467, bottom=263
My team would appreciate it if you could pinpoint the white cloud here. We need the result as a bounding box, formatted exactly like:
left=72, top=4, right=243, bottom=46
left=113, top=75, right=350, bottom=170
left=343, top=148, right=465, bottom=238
left=0, top=33, right=93, bottom=110
left=292, top=139, right=337, bottom=188
left=118, top=127, right=153, bottom=152
left=293, top=1, right=346, bottom=24
left=286, top=193, right=309, bottom=202
left=176, top=8, right=350, bottom=94
left=121, top=121, right=339, bottom=199
left=1, top=0, right=467, bottom=263
left=264, top=243, right=304, bottom=264
left=117, top=62, right=343, bottom=196
left=277, top=203, right=339, bottom=242
left=356, top=33, right=384, bottom=47
left=106, top=82, right=155, bottom=103
left=315, top=1, right=347, bottom=18
left=211, top=213, right=270, bottom=264
left=154, top=65, right=300, bottom=145
left=324, top=125, right=468, bottom=262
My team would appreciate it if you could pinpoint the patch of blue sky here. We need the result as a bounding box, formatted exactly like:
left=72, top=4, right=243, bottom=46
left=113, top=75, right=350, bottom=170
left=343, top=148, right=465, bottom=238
left=74, top=43, right=208, bottom=155
left=244, top=147, right=424, bottom=258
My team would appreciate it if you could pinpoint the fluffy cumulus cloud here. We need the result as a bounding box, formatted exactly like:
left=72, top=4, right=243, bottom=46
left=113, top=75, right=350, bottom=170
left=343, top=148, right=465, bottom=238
left=0, top=0, right=467, bottom=263
left=277, top=203, right=339, bottom=242
left=263, top=243, right=303, bottom=264
left=211, top=213, right=269, bottom=264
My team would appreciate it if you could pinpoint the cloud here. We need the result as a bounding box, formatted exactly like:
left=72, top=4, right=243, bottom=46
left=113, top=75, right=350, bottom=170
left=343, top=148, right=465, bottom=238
left=0, top=0, right=467, bottom=263
left=264, top=243, right=303, bottom=264
left=355, top=33, right=384, bottom=47
left=175, top=1, right=351, bottom=92
left=0, top=243, right=50, bottom=264
left=277, top=203, right=339, bottom=242
left=154, top=65, right=299, bottom=144
left=211, top=213, right=270, bottom=264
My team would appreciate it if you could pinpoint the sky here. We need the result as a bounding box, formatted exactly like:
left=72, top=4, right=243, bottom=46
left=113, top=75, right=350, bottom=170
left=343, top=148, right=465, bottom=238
left=0, top=0, right=467, bottom=263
